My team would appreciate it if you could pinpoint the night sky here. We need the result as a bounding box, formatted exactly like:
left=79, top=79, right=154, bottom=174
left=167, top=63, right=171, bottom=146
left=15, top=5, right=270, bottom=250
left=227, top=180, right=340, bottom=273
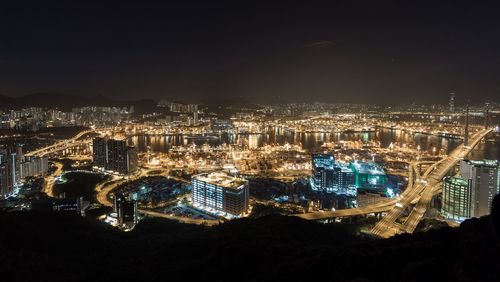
left=1, top=1, right=500, bottom=104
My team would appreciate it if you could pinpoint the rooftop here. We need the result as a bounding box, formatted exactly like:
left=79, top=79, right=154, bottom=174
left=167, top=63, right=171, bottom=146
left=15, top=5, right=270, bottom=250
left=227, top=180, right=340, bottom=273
left=351, top=161, right=386, bottom=175
left=463, top=159, right=499, bottom=168
left=445, top=176, right=469, bottom=186
left=193, top=172, right=247, bottom=189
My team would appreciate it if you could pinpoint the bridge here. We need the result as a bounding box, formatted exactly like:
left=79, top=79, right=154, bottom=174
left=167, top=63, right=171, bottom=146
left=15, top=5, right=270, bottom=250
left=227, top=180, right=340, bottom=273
left=25, top=130, right=94, bottom=157
left=370, top=128, right=492, bottom=238
left=295, top=160, right=419, bottom=220
left=295, top=128, right=492, bottom=237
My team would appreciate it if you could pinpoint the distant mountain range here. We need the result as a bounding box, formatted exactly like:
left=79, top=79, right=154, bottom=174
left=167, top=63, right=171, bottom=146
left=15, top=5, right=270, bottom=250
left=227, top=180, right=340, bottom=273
left=0, top=93, right=158, bottom=113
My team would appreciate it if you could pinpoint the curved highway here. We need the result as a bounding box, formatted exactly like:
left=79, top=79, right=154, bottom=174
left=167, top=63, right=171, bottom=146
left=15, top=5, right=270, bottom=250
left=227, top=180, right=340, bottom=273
left=25, top=129, right=94, bottom=157
left=294, top=128, right=491, bottom=233
left=94, top=168, right=219, bottom=226
left=42, top=161, right=64, bottom=197
left=295, top=160, right=419, bottom=220
left=370, top=128, right=492, bottom=238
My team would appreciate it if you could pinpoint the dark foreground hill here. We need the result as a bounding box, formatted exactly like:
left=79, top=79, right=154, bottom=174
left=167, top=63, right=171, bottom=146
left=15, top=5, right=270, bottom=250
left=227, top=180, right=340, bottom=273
left=1, top=203, right=500, bottom=281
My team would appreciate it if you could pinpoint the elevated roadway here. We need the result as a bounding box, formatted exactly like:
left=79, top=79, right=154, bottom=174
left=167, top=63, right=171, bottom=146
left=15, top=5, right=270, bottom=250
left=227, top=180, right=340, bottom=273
left=295, top=128, right=491, bottom=230
left=370, top=128, right=492, bottom=238
left=95, top=168, right=217, bottom=225
left=25, top=129, right=94, bottom=157
left=42, top=161, right=64, bottom=197
left=295, top=160, right=419, bottom=220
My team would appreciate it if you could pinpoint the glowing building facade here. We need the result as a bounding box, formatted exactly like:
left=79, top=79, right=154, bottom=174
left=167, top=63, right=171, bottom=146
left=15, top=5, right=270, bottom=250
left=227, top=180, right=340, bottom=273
left=349, top=161, right=388, bottom=192
left=92, top=137, right=138, bottom=175
left=460, top=159, right=499, bottom=217
left=192, top=172, right=249, bottom=217
left=310, top=154, right=356, bottom=196
left=441, top=160, right=500, bottom=221
left=442, top=176, right=472, bottom=221
left=0, top=145, right=48, bottom=198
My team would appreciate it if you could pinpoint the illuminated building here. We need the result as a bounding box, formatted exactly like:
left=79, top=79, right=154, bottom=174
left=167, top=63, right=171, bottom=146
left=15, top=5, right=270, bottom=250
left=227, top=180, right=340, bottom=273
left=311, top=153, right=335, bottom=192
left=449, top=92, right=455, bottom=112
left=0, top=145, right=26, bottom=197
left=337, top=164, right=357, bottom=196
left=460, top=159, right=499, bottom=217
left=211, top=119, right=233, bottom=131
left=350, top=161, right=388, bottom=192
left=106, top=139, right=137, bottom=175
left=193, top=111, right=199, bottom=125
left=72, top=106, right=131, bottom=126
left=192, top=172, right=249, bottom=217
left=19, top=156, right=49, bottom=179
left=442, top=160, right=500, bottom=221
left=30, top=197, right=85, bottom=215
left=442, top=176, right=472, bottom=221
left=0, top=164, right=9, bottom=197
left=310, top=154, right=356, bottom=196
left=0, top=153, right=18, bottom=197
left=92, top=138, right=138, bottom=175
left=312, top=153, right=335, bottom=170
left=92, top=137, right=107, bottom=168
left=114, top=194, right=138, bottom=226
left=187, top=103, right=198, bottom=113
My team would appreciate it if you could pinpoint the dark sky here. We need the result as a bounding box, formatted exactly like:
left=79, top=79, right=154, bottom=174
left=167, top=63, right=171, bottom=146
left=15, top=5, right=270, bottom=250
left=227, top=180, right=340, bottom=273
left=1, top=1, right=500, bottom=104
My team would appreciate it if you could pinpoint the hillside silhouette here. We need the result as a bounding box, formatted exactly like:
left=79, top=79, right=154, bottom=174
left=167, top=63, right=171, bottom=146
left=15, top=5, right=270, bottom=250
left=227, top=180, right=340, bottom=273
left=1, top=195, right=500, bottom=281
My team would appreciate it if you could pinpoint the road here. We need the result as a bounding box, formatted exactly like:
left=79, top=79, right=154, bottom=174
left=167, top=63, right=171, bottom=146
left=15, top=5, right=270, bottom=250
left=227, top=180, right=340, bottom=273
left=94, top=168, right=218, bottom=225
left=25, top=129, right=95, bottom=157
left=295, top=128, right=491, bottom=229
left=28, top=127, right=215, bottom=225
left=95, top=176, right=126, bottom=207
left=295, top=160, right=419, bottom=220
left=370, top=128, right=492, bottom=238
left=42, top=161, right=64, bottom=197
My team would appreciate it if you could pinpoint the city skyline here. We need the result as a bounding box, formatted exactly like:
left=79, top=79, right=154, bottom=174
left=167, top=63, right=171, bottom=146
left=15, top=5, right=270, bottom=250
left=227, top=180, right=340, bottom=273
left=1, top=2, right=499, bottom=281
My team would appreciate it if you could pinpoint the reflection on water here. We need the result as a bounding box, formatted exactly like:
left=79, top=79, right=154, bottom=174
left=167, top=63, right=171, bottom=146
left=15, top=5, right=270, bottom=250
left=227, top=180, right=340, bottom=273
left=128, top=128, right=499, bottom=160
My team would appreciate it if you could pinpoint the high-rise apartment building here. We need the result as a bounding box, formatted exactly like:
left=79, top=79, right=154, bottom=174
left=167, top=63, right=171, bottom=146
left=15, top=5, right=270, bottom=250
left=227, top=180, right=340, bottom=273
left=442, top=176, right=472, bottom=221
left=350, top=161, right=388, bottom=192
left=449, top=92, right=455, bottom=112
left=0, top=145, right=48, bottom=198
left=92, top=137, right=138, bottom=175
left=192, top=172, right=249, bottom=217
left=310, top=154, right=357, bottom=196
left=441, top=160, right=499, bottom=221
left=460, top=159, right=499, bottom=217
left=92, top=137, right=108, bottom=168
left=114, top=193, right=138, bottom=226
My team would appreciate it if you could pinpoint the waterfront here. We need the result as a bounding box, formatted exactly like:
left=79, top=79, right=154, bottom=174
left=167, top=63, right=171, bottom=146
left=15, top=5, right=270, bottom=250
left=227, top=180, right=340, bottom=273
left=129, top=128, right=499, bottom=159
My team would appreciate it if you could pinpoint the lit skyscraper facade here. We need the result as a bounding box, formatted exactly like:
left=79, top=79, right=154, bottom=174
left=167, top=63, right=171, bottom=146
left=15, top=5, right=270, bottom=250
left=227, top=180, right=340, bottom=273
left=442, top=176, right=472, bottom=221
left=350, top=161, right=388, bottom=192
left=192, top=172, right=249, bottom=217
left=92, top=137, right=138, bottom=175
left=311, top=153, right=335, bottom=192
left=449, top=92, right=455, bottom=112
left=460, top=159, right=499, bottom=217
left=441, top=160, right=499, bottom=221
left=0, top=163, right=10, bottom=197
left=0, top=145, right=48, bottom=198
left=310, top=154, right=356, bottom=196
left=19, top=156, right=48, bottom=179
left=114, top=193, right=138, bottom=226
left=92, top=137, right=107, bottom=168
left=107, top=139, right=132, bottom=175
left=0, top=146, right=21, bottom=197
